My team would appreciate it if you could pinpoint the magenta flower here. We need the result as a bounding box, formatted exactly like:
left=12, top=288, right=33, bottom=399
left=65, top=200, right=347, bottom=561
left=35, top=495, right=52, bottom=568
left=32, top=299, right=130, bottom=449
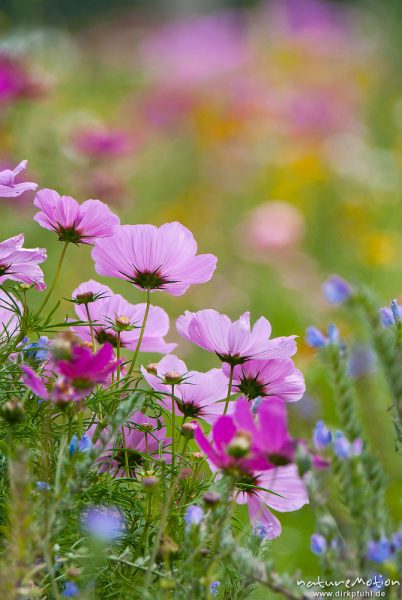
left=0, top=234, right=46, bottom=290
left=22, top=343, right=120, bottom=402
left=33, top=188, right=120, bottom=244
left=176, top=310, right=297, bottom=365
left=142, top=354, right=231, bottom=423
left=224, top=358, right=305, bottom=402
left=0, top=160, right=37, bottom=198
left=73, top=128, right=132, bottom=158
left=194, top=402, right=308, bottom=539
left=70, top=280, right=176, bottom=353
left=91, top=222, right=217, bottom=296
left=90, top=411, right=171, bottom=477
left=0, top=290, right=21, bottom=338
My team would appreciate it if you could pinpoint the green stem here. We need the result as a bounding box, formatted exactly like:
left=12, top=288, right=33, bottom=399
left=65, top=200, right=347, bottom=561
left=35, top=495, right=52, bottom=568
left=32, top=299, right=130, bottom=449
left=127, top=289, right=151, bottom=377
left=85, top=303, right=96, bottom=351
left=171, top=384, right=176, bottom=471
left=223, top=364, right=234, bottom=415
left=37, top=241, right=69, bottom=314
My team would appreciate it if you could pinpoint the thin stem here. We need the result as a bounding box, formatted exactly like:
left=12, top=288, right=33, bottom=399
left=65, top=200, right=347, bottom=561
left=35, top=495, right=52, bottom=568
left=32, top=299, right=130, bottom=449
left=223, top=364, right=234, bottom=415
left=127, top=289, right=151, bottom=377
left=85, top=304, right=96, bottom=351
left=171, top=384, right=176, bottom=471
left=38, top=241, right=69, bottom=314
left=116, top=330, right=121, bottom=381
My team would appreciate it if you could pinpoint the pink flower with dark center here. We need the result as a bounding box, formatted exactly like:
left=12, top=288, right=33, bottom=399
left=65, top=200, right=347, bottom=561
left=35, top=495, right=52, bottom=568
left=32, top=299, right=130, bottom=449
left=224, top=358, right=305, bottom=402
left=34, top=188, right=120, bottom=244
left=22, top=343, right=120, bottom=402
left=194, top=401, right=308, bottom=539
left=70, top=280, right=176, bottom=353
left=0, top=234, right=46, bottom=290
left=89, top=411, right=171, bottom=477
left=0, top=290, right=21, bottom=338
left=176, top=310, right=296, bottom=365
left=142, top=354, right=231, bottom=423
left=91, top=222, right=217, bottom=296
left=0, top=160, right=37, bottom=198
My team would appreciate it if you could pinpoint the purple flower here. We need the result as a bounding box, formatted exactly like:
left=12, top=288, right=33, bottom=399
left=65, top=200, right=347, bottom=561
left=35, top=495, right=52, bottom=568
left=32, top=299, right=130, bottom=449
left=322, top=275, right=351, bottom=304
left=306, top=327, right=327, bottom=348
left=311, top=533, right=327, bottom=555
left=81, top=505, right=125, bottom=542
left=62, top=582, right=80, bottom=597
left=380, top=300, right=402, bottom=327
left=69, top=433, right=92, bottom=456
left=0, top=234, right=46, bottom=290
left=366, top=538, right=392, bottom=563
left=36, top=481, right=51, bottom=491
left=34, top=188, right=120, bottom=244
left=184, top=505, right=204, bottom=529
left=0, top=160, right=37, bottom=198
left=23, top=336, right=49, bottom=362
left=367, top=574, right=385, bottom=590
left=73, top=128, right=131, bottom=158
left=142, top=354, right=230, bottom=424
left=177, top=310, right=296, bottom=365
left=313, top=421, right=332, bottom=450
left=71, top=280, right=175, bottom=353
left=209, top=581, right=221, bottom=596
left=333, top=431, right=351, bottom=459
left=224, top=358, right=305, bottom=402
left=92, top=222, right=217, bottom=296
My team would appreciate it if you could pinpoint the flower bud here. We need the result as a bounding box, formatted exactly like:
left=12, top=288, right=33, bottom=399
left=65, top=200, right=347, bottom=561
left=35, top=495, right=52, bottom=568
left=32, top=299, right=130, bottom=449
left=227, top=431, right=251, bottom=458
left=1, top=399, right=24, bottom=424
left=203, top=491, right=221, bottom=506
left=146, top=363, right=158, bottom=375
left=191, top=452, right=204, bottom=461
left=143, top=475, right=159, bottom=489
left=115, top=315, right=131, bottom=330
left=75, top=291, right=96, bottom=305
left=164, top=370, right=182, bottom=384
left=52, top=332, right=78, bottom=360
left=181, top=421, right=197, bottom=438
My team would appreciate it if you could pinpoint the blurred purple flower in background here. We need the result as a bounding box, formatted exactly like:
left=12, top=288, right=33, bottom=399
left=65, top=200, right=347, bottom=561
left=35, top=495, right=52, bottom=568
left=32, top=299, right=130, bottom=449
left=81, top=505, right=126, bottom=542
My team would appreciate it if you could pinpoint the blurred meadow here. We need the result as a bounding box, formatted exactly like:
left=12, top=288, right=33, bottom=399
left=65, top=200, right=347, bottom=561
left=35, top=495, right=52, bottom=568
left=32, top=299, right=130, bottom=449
left=1, top=0, right=402, bottom=585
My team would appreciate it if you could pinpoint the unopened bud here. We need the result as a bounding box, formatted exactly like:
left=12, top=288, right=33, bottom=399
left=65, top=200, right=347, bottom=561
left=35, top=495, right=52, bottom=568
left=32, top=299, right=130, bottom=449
left=191, top=452, right=204, bottom=461
left=164, top=370, right=182, bottom=384
left=143, top=476, right=159, bottom=489
left=203, top=491, right=221, bottom=506
left=1, top=399, right=24, bottom=424
left=75, top=291, right=95, bottom=305
left=146, top=363, right=158, bottom=375
left=181, top=422, right=197, bottom=438
left=227, top=431, right=251, bottom=458
left=115, top=316, right=131, bottom=330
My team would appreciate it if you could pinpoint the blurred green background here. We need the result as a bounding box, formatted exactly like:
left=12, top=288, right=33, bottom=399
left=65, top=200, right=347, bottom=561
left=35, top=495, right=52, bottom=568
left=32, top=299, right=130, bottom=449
left=0, top=0, right=401, bottom=586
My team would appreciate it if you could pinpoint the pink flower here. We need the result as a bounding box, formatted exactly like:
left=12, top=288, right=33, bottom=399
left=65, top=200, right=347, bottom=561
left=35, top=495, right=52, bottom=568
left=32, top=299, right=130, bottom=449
left=142, top=354, right=231, bottom=423
left=91, top=222, right=217, bottom=296
left=33, top=188, right=120, bottom=244
left=70, top=280, right=176, bottom=353
left=0, top=234, right=46, bottom=290
left=22, top=343, right=120, bottom=402
left=176, top=310, right=297, bottom=365
left=0, top=160, right=37, bottom=198
left=73, top=128, right=132, bottom=158
left=195, top=400, right=308, bottom=539
left=0, top=290, right=21, bottom=338
left=224, top=358, right=305, bottom=402
left=244, top=201, right=305, bottom=252
left=90, top=411, right=171, bottom=477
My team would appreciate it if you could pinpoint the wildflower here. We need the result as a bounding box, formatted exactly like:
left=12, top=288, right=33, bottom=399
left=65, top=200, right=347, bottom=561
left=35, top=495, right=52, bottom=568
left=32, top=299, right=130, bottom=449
left=380, top=300, right=402, bottom=327
left=23, top=336, right=49, bottom=362
left=311, top=533, right=327, bottom=555
left=195, top=405, right=308, bottom=539
left=244, top=201, right=305, bottom=252
left=0, top=234, right=46, bottom=290
left=313, top=421, right=332, bottom=450
left=71, top=280, right=175, bottom=353
left=209, top=581, right=221, bottom=596
left=62, top=581, right=80, bottom=597
left=34, top=188, right=120, bottom=244
left=184, top=505, right=204, bottom=529
left=322, top=275, right=351, bottom=304
left=0, top=160, right=37, bottom=198
left=36, top=481, right=51, bottom=491
left=177, top=310, right=296, bottom=365
left=142, top=355, right=231, bottom=423
left=91, top=411, right=170, bottom=477
left=333, top=431, right=362, bottom=459
left=366, top=538, right=393, bottom=563
left=306, top=324, right=339, bottom=348
left=69, top=433, right=92, bottom=456
left=80, top=505, right=126, bottom=542
left=224, top=358, right=305, bottom=402
left=92, top=222, right=217, bottom=296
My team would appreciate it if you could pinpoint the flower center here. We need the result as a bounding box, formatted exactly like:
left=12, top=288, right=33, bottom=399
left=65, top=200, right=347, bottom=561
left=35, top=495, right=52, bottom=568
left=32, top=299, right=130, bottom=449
left=95, top=329, right=120, bottom=348
left=267, top=453, right=291, bottom=467
left=0, top=263, right=11, bottom=276
left=57, top=224, right=83, bottom=243
left=238, top=375, right=266, bottom=400
left=216, top=352, right=246, bottom=366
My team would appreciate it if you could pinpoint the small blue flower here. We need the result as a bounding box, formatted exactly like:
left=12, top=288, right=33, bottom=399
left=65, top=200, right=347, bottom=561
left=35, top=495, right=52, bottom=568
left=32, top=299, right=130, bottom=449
left=322, top=276, right=351, bottom=305
left=333, top=431, right=351, bottom=459
left=327, top=323, right=339, bottom=345
left=254, top=521, right=270, bottom=539
left=313, top=421, right=332, bottom=450
left=306, top=327, right=327, bottom=348
left=184, top=505, right=204, bottom=529
left=69, top=434, right=92, bottom=457
left=380, top=301, right=402, bottom=328
left=36, top=481, right=51, bottom=491
left=367, top=573, right=384, bottom=590
left=367, top=538, right=392, bottom=563
left=210, top=581, right=220, bottom=596
left=348, top=345, right=376, bottom=379
left=81, top=506, right=126, bottom=542
left=311, top=533, right=327, bottom=555
left=24, top=336, right=49, bottom=362
left=62, top=581, right=79, bottom=597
